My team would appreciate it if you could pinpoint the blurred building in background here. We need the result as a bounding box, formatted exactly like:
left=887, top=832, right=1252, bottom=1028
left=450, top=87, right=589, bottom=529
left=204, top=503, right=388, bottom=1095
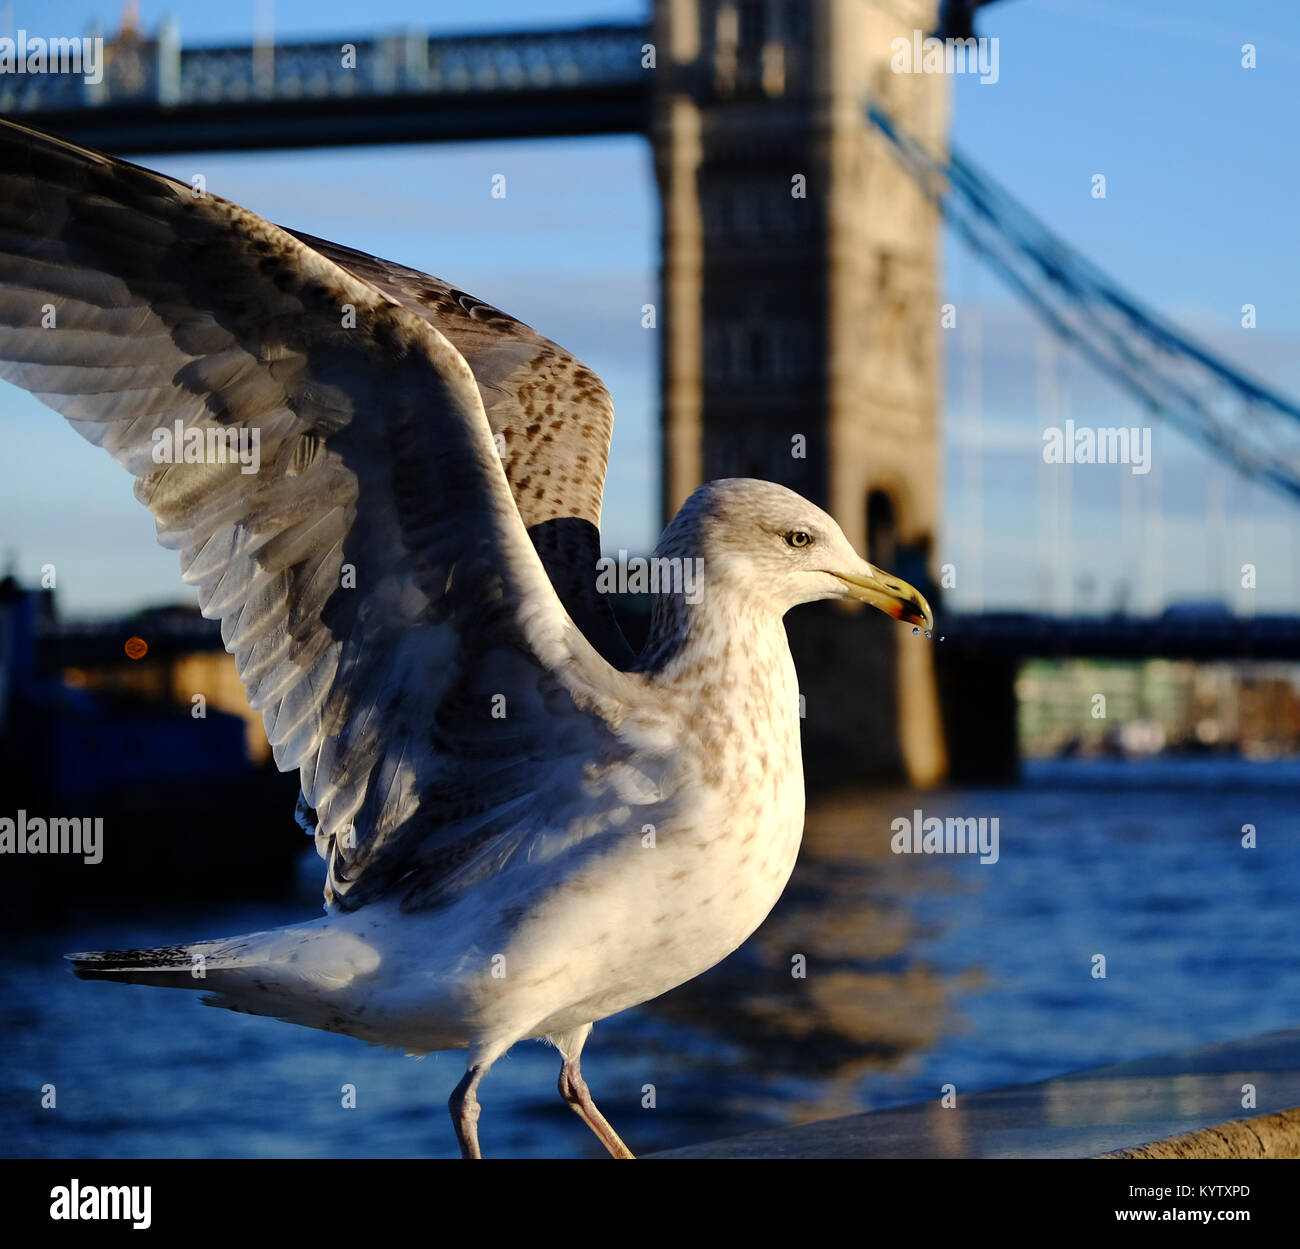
left=0, top=577, right=300, bottom=924
left=1017, top=656, right=1300, bottom=761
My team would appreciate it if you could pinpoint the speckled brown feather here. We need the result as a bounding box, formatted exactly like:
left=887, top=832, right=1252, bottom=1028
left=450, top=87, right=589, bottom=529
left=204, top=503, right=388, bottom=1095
left=284, top=230, right=632, bottom=666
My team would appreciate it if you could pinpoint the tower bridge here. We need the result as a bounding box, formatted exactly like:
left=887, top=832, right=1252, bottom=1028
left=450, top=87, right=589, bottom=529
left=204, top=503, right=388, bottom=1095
left=7, top=1, right=1295, bottom=785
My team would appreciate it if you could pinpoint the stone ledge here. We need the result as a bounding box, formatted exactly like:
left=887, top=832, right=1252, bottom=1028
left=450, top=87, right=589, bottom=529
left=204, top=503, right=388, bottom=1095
left=1099, top=1108, right=1300, bottom=1159
left=650, top=1029, right=1300, bottom=1158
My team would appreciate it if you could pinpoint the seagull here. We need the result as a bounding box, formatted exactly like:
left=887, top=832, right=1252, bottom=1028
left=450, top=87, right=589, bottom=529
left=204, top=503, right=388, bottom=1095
left=0, top=117, right=932, bottom=1158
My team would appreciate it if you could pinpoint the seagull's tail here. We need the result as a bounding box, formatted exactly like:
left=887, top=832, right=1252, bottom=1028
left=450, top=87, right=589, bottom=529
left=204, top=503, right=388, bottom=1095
left=66, top=940, right=244, bottom=987
left=66, top=923, right=463, bottom=1049
left=66, top=922, right=381, bottom=1012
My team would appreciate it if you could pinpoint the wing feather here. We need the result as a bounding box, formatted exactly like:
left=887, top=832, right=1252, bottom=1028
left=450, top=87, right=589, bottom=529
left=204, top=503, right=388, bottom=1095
left=285, top=228, right=634, bottom=667
left=0, top=118, right=648, bottom=911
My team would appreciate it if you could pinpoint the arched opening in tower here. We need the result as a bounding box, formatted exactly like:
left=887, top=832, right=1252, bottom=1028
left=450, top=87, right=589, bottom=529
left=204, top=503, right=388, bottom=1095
left=866, top=489, right=898, bottom=572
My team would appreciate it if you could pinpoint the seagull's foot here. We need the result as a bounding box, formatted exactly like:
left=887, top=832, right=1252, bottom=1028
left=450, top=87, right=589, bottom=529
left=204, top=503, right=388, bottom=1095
left=559, top=1058, right=635, bottom=1159
left=450, top=1066, right=484, bottom=1159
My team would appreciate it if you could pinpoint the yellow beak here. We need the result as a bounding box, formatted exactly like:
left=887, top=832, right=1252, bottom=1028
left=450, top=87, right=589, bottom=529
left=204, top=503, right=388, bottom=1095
left=832, top=567, right=934, bottom=630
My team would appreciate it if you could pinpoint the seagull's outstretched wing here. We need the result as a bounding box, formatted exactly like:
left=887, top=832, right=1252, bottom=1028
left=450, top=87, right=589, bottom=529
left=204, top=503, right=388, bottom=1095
left=0, top=118, right=645, bottom=911
left=284, top=229, right=634, bottom=668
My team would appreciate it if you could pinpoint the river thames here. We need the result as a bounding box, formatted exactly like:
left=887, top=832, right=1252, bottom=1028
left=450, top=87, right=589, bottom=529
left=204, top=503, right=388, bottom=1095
left=3, top=757, right=1297, bottom=1158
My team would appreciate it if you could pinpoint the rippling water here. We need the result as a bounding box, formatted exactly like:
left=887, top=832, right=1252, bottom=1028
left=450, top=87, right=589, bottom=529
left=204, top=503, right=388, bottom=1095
left=3, top=758, right=1298, bottom=1158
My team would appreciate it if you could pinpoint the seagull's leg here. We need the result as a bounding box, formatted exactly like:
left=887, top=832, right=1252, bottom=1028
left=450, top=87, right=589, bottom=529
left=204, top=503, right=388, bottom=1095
left=552, top=1024, right=635, bottom=1159
left=559, top=1058, right=634, bottom=1159
left=449, top=1065, right=485, bottom=1159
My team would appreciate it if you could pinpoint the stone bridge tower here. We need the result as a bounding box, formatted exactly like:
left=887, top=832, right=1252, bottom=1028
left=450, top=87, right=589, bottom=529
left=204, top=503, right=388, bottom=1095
left=651, top=0, right=949, bottom=784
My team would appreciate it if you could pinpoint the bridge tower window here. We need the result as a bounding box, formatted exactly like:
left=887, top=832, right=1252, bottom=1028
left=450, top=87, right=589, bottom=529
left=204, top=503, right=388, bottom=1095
left=867, top=489, right=898, bottom=572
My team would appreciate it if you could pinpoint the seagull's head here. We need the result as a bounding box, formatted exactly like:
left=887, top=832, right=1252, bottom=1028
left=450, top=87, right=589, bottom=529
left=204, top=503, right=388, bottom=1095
left=661, top=478, right=933, bottom=628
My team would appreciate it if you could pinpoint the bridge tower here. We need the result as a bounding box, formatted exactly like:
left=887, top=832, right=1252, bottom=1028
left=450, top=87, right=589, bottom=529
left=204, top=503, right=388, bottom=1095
left=651, top=0, right=949, bottom=784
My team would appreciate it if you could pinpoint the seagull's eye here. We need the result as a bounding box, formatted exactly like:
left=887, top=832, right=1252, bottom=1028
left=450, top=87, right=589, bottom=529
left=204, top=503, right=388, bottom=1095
left=784, top=530, right=813, bottom=549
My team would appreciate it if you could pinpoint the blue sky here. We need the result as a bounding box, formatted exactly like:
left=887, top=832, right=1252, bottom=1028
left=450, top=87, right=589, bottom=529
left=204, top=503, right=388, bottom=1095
left=1, top=0, right=1297, bottom=615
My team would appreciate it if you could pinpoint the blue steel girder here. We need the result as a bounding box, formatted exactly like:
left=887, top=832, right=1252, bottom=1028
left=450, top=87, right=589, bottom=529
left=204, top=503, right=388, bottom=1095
left=867, top=102, right=1300, bottom=507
